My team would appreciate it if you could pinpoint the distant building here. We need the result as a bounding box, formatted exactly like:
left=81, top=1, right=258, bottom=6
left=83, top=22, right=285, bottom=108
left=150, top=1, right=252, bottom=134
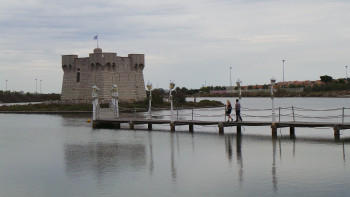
left=61, top=48, right=146, bottom=102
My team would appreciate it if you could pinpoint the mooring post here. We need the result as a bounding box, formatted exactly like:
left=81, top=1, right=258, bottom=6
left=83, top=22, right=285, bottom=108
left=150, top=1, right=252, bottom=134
left=170, top=121, right=175, bottom=132
left=189, top=124, right=194, bottom=133
left=218, top=122, right=224, bottom=134
left=342, top=107, right=345, bottom=124
left=271, top=123, right=277, bottom=137
left=148, top=123, right=152, bottom=130
left=292, top=106, right=295, bottom=122
left=129, top=121, right=134, bottom=130
left=237, top=125, right=241, bottom=134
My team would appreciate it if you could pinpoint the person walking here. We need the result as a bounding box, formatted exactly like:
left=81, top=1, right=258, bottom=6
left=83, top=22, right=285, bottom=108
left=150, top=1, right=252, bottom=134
left=235, top=99, right=243, bottom=122
left=226, top=100, right=233, bottom=122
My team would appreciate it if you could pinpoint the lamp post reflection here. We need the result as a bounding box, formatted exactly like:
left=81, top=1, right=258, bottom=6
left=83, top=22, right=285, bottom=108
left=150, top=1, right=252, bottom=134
left=148, top=132, right=154, bottom=175
left=170, top=133, right=177, bottom=182
left=272, top=138, right=278, bottom=191
left=236, top=134, right=243, bottom=187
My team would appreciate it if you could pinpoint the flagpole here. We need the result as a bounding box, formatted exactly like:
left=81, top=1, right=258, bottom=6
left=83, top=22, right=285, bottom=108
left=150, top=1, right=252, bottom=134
left=97, top=34, right=99, bottom=48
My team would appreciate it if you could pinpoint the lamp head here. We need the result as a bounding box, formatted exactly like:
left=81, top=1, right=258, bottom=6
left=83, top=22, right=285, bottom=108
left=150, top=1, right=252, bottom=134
left=169, top=81, right=175, bottom=90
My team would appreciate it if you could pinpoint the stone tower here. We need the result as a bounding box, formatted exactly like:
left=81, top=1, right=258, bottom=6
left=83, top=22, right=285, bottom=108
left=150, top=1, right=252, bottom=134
left=61, top=48, right=146, bottom=102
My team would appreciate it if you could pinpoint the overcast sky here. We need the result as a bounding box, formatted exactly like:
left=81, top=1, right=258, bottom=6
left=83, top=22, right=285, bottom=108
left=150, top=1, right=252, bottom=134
left=1, top=0, right=350, bottom=93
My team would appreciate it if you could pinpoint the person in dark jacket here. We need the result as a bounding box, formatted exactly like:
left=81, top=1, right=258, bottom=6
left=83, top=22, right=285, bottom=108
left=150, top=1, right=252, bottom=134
left=235, top=99, right=243, bottom=122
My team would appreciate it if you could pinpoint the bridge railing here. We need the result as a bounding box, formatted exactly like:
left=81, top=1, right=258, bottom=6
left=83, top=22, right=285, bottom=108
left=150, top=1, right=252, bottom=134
left=129, top=106, right=350, bottom=124
left=97, top=103, right=350, bottom=124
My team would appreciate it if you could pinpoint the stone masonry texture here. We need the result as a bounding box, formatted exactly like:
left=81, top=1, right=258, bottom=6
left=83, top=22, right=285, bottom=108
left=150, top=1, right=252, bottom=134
left=61, top=48, right=146, bottom=102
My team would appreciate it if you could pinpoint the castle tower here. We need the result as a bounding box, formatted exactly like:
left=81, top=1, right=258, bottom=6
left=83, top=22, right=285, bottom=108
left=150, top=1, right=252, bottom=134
left=61, top=48, right=146, bottom=102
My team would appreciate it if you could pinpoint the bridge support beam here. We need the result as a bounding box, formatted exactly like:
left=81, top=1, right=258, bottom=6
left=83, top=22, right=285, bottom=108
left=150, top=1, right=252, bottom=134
left=218, top=122, right=224, bottom=134
left=189, top=124, right=194, bottom=133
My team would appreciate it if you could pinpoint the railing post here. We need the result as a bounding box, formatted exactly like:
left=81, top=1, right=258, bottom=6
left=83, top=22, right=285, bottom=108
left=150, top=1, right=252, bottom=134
left=292, top=106, right=295, bottom=122
left=225, top=106, right=227, bottom=122
left=342, top=107, right=345, bottom=124
left=177, top=108, right=179, bottom=121
left=279, top=107, right=281, bottom=123
left=134, top=108, right=136, bottom=119
left=192, top=107, right=194, bottom=120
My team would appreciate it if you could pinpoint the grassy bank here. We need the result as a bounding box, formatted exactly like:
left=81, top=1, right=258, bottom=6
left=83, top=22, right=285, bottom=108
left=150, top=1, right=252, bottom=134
left=0, top=99, right=224, bottom=112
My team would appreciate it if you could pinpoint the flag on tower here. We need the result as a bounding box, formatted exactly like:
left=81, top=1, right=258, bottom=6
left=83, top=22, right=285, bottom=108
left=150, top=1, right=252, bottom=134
left=93, top=35, right=98, bottom=40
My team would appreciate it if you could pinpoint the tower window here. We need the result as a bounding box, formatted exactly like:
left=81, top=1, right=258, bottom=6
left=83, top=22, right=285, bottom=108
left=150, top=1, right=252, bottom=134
left=76, top=68, right=80, bottom=82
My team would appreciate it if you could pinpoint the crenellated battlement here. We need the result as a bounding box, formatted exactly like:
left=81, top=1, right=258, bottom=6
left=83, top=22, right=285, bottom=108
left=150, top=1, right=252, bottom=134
left=61, top=48, right=146, bottom=102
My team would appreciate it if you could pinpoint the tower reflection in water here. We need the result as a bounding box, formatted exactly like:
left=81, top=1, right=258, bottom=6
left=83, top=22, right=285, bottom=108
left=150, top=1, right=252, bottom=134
left=64, top=143, right=146, bottom=178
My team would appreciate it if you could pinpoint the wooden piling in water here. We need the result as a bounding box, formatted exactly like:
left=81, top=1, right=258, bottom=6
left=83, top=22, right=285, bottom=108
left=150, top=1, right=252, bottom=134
left=237, top=126, right=241, bottom=134
left=334, top=127, right=340, bottom=136
left=290, top=127, right=295, bottom=137
left=170, top=122, right=175, bottom=132
left=189, top=124, right=194, bottom=133
left=129, top=121, right=134, bottom=130
left=218, top=122, right=224, bottom=134
left=271, top=124, right=277, bottom=137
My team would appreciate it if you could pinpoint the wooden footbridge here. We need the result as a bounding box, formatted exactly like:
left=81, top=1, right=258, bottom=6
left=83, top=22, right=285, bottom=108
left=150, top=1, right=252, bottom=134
left=92, top=106, right=350, bottom=139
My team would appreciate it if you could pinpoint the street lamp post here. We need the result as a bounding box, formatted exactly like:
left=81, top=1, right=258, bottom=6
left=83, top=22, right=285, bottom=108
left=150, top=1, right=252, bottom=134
left=169, top=81, right=175, bottom=121
left=110, top=84, right=119, bottom=118
left=92, top=85, right=100, bottom=121
left=6, top=80, right=8, bottom=91
left=230, top=67, right=232, bottom=91
left=236, top=79, right=242, bottom=100
left=282, top=60, right=285, bottom=88
left=346, top=66, right=348, bottom=79
left=40, top=80, right=42, bottom=94
left=147, top=82, right=153, bottom=119
left=35, top=78, right=37, bottom=94
left=271, top=78, right=276, bottom=123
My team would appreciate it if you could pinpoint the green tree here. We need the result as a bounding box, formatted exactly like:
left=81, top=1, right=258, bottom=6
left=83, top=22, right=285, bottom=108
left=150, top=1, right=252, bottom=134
left=150, top=89, right=165, bottom=105
left=320, top=75, right=333, bottom=83
left=173, top=87, right=186, bottom=105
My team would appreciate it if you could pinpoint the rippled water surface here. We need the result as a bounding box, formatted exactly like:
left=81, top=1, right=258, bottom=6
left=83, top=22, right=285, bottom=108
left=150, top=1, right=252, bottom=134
left=0, top=98, right=350, bottom=197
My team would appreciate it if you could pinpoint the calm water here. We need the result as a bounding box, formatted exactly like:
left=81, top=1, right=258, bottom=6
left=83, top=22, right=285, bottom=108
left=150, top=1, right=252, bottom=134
left=0, top=98, right=350, bottom=197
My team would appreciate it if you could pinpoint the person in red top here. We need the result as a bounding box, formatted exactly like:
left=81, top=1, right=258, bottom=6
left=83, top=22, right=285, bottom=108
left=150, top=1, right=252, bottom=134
left=226, top=100, right=233, bottom=122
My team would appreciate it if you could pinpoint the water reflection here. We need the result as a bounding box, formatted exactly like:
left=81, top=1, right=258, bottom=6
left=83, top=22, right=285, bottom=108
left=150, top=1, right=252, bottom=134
left=343, top=142, right=346, bottom=165
left=236, top=134, right=243, bottom=188
left=148, top=132, right=154, bottom=175
left=170, top=133, right=177, bottom=182
left=225, top=134, right=244, bottom=188
left=64, top=143, right=146, bottom=178
left=272, top=138, right=278, bottom=191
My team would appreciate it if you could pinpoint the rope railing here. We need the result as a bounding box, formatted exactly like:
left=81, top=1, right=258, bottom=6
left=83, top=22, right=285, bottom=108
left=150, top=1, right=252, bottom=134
left=100, top=104, right=349, bottom=123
